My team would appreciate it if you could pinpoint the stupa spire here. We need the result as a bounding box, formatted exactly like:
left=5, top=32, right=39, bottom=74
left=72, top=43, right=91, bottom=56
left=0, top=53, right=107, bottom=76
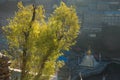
left=80, top=48, right=99, bottom=67
left=86, top=49, right=91, bottom=55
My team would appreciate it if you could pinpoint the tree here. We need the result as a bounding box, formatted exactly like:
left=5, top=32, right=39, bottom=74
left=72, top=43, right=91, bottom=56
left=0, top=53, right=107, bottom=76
left=3, top=2, right=80, bottom=80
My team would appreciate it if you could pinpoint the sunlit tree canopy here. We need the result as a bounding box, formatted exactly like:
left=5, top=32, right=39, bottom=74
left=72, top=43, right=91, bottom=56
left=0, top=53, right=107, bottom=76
left=2, top=1, right=80, bottom=80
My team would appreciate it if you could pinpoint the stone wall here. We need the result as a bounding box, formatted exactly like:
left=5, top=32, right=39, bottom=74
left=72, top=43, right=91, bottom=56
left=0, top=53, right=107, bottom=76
left=0, top=53, right=10, bottom=80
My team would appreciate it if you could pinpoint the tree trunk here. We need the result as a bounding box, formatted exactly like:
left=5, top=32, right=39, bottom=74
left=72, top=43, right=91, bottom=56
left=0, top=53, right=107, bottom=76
left=20, top=5, right=36, bottom=80
left=20, top=49, right=27, bottom=80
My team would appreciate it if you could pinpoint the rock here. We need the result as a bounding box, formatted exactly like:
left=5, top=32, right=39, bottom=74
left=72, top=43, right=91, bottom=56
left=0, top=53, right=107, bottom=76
left=0, top=52, right=10, bottom=80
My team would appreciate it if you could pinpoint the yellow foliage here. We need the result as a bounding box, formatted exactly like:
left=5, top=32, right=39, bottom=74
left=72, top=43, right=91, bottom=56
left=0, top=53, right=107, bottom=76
left=2, top=1, right=80, bottom=80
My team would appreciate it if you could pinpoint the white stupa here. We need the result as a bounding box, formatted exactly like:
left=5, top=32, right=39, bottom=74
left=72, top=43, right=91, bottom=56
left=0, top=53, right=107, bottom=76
left=80, top=49, right=99, bottom=67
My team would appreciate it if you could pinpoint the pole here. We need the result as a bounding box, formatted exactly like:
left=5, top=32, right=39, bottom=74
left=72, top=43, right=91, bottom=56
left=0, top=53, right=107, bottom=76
left=79, top=72, right=83, bottom=80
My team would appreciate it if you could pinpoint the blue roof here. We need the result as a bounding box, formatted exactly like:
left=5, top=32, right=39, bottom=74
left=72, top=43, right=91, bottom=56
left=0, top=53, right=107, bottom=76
left=57, top=51, right=70, bottom=62
left=104, top=11, right=120, bottom=14
left=58, top=56, right=68, bottom=62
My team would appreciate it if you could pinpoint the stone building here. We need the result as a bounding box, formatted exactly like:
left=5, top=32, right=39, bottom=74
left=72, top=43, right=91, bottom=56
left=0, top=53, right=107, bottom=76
left=67, top=0, right=120, bottom=33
